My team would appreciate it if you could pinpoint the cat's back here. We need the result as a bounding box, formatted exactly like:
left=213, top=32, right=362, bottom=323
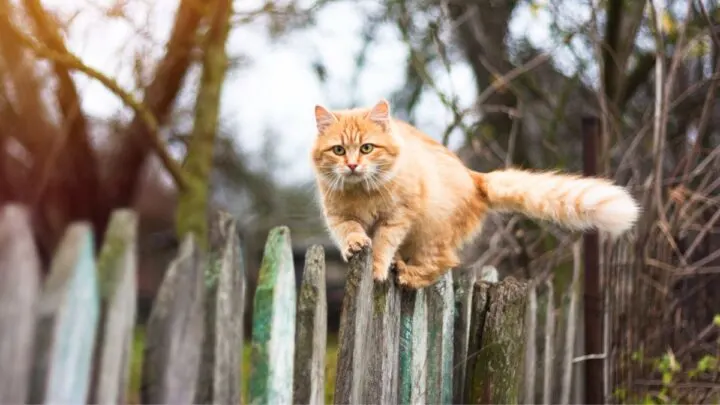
left=392, top=120, right=476, bottom=206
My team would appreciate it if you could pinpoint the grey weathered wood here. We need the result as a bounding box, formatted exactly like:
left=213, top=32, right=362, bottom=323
left=426, top=271, right=454, bottom=404
left=141, top=235, right=205, bottom=404
left=461, top=271, right=492, bottom=404
left=29, top=223, right=100, bottom=405
left=248, top=226, right=296, bottom=405
left=452, top=269, right=476, bottom=404
left=362, top=274, right=401, bottom=404
left=293, top=245, right=327, bottom=405
left=465, top=277, right=528, bottom=404
left=333, top=246, right=373, bottom=405
left=196, top=212, right=246, bottom=405
left=399, top=288, right=427, bottom=405
left=0, top=205, right=40, bottom=404
left=89, top=209, right=138, bottom=405
left=524, top=282, right=538, bottom=404
left=561, top=243, right=582, bottom=405
left=543, top=277, right=556, bottom=405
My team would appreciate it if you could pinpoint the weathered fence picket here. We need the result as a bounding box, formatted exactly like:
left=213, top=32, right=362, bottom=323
left=543, top=277, right=556, bottom=405
left=524, top=282, right=538, bottom=404
left=0, top=203, right=536, bottom=405
left=141, top=235, right=205, bottom=404
left=0, top=205, right=40, bottom=404
left=293, top=244, right=327, bottom=405
left=333, top=247, right=373, bottom=404
left=89, top=209, right=138, bottom=405
left=465, top=276, right=528, bottom=403
left=452, top=269, right=476, bottom=404
left=249, top=226, right=296, bottom=405
left=427, top=271, right=454, bottom=404
left=29, top=223, right=100, bottom=404
left=196, top=212, right=246, bottom=405
left=399, top=288, right=428, bottom=404
left=363, top=273, right=401, bottom=404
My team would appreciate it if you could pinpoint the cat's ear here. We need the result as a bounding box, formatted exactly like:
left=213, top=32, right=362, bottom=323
left=366, top=99, right=391, bottom=127
left=314, top=104, right=337, bottom=133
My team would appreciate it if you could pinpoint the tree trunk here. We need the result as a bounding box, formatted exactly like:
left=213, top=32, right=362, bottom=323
left=175, top=0, right=232, bottom=250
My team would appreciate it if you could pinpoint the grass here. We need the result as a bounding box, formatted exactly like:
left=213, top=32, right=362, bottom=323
left=126, top=326, right=339, bottom=404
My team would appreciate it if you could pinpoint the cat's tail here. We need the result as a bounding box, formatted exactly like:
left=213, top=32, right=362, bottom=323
left=471, top=168, right=640, bottom=237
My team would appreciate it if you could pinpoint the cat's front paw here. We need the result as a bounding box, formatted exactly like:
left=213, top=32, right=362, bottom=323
left=390, top=255, right=406, bottom=273
left=342, top=232, right=371, bottom=261
left=397, top=272, right=433, bottom=289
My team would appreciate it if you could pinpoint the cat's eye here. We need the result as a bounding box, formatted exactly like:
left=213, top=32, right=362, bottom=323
left=332, top=145, right=346, bottom=155
left=360, top=143, right=374, bottom=154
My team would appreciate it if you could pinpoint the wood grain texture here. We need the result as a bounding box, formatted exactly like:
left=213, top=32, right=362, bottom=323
left=542, top=277, right=555, bottom=405
left=141, top=235, right=205, bottom=404
left=89, top=209, right=138, bottom=405
left=333, top=246, right=373, bottom=405
left=524, top=282, right=538, bottom=404
left=463, top=279, right=491, bottom=404
left=196, top=212, right=246, bottom=405
left=452, top=269, right=476, bottom=404
left=466, top=277, right=528, bottom=404
left=362, top=275, right=400, bottom=404
left=426, top=271, right=454, bottom=404
left=249, top=226, right=296, bottom=405
left=0, top=205, right=40, bottom=404
left=399, top=288, right=427, bottom=405
left=29, top=223, right=100, bottom=405
left=293, top=244, right=327, bottom=405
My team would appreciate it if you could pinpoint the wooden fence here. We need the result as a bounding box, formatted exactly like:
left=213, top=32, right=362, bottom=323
left=0, top=203, right=530, bottom=404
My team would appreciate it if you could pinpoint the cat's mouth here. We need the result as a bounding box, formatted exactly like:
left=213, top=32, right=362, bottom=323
left=343, top=172, right=366, bottom=183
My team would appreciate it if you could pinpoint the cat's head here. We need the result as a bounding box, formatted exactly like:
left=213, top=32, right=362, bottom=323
left=310, top=99, right=401, bottom=190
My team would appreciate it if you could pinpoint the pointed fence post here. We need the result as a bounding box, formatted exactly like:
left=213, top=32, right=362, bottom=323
left=141, top=235, right=205, bottom=404
left=399, top=288, right=428, bottom=405
left=29, top=223, right=100, bottom=404
left=196, top=212, right=246, bottom=405
left=363, top=275, right=401, bottom=404
left=249, top=226, right=296, bottom=404
left=465, top=276, right=528, bottom=404
left=426, top=271, right=454, bottom=404
left=452, top=269, right=476, bottom=403
left=0, top=205, right=41, bottom=404
left=293, top=245, right=327, bottom=405
left=89, top=209, right=138, bottom=405
left=333, top=246, right=373, bottom=405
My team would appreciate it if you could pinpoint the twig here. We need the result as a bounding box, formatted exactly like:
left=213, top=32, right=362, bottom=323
left=475, top=52, right=552, bottom=107
left=505, top=102, right=520, bottom=168
left=648, top=0, right=667, bottom=222
left=573, top=353, right=606, bottom=363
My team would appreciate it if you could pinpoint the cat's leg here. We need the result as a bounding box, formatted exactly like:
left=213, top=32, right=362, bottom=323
left=371, top=216, right=413, bottom=281
left=391, top=252, right=406, bottom=272
left=396, top=244, right=459, bottom=289
left=326, top=215, right=370, bottom=262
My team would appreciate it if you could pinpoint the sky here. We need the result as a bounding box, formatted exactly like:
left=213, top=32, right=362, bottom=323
left=39, top=0, right=560, bottom=186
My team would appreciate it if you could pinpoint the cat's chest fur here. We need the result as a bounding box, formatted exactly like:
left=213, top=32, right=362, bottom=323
left=324, top=187, right=409, bottom=231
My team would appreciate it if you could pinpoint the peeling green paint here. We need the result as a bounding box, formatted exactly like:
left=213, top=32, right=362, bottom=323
left=248, top=226, right=296, bottom=405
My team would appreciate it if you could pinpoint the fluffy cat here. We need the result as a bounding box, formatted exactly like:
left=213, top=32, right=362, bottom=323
left=310, top=99, right=640, bottom=289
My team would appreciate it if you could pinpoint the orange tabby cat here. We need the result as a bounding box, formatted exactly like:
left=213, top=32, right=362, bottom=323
left=310, top=99, right=640, bottom=288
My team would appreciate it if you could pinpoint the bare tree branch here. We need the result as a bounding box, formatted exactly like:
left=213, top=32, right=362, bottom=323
left=0, top=6, right=188, bottom=191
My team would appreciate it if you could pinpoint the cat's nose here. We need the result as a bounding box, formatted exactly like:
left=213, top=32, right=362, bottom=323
left=347, top=163, right=358, bottom=172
